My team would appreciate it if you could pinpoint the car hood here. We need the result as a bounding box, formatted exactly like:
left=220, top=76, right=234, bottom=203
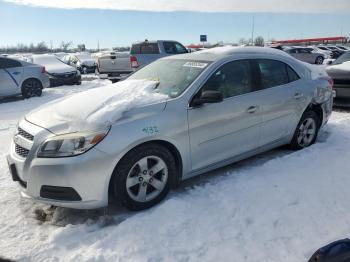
left=25, top=79, right=168, bottom=134
left=45, top=62, right=77, bottom=74
left=326, top=61, right=350, bottom=79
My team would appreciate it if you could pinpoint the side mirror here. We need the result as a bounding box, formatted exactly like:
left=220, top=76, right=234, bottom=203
left=192, top=90, right=223, bottom=107
left=326, top=60, right=333, bottom=65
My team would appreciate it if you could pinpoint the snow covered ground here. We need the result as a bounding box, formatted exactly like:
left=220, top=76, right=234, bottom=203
left=1, top=80, right=350, bottom=261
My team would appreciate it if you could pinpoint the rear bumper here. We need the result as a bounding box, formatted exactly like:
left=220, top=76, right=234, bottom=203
left=333, top=84, right=350, bottom=99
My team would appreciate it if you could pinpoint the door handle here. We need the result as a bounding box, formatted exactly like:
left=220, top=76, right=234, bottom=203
left=294, top=92, right=304, bottom=99
left=246, top=106, right=258, bottom=114
left=12, top=72, right=21, bottom=75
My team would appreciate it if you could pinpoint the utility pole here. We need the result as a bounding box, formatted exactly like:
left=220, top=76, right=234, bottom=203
left=251, top=16, right=255, bottom=46
left=50, top=40, right=53, bottom=52
left=97, top=40, right=100, bottom=51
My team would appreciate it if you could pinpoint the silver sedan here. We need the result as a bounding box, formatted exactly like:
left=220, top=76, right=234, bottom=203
left=7, top=47, right=333, bottom=210
left=0, top=56, right=49, bottom=99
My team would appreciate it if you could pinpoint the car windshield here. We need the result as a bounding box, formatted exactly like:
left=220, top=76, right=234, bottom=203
left=333, top=51, right=350, bottom=65
left=127, top=59, right=210, bottom=98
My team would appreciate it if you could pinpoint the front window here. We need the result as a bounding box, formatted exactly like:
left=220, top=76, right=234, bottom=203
left=127, top=59, right=210, bottom=98
left=333, top=51, right=350, bottom=65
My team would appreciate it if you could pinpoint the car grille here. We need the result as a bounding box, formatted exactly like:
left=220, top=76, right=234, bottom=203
left=18, top=127, right=34, bottom=141
left=51, top=72, right=76, bottom=79
left=15, top=144, right=30, bottom=158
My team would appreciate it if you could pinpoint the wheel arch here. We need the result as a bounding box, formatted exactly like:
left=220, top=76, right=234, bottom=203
left=307, top=103, right=323, bottom=128
left=107, top=139, right=183, bottom=203
left=21, top=77, right=43, bottom=89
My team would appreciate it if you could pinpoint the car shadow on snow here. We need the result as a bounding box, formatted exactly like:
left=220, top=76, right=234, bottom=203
left=32, top=128, right=332, bottom=227
left=0, top=96, right=24, bottom=104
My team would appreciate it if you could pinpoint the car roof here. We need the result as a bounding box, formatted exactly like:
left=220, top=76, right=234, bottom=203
left=132, top=40, right=179, bottom=45
left=166, top=46, right=293, bottom=62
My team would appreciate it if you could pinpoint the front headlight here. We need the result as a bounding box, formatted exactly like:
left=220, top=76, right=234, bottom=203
left=37, top=129, right=109, bottom=158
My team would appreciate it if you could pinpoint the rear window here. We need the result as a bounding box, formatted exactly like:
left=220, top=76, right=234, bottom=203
left=130, top=43, right=160, bottom=54
left=0, top=58, right=22, bottom=69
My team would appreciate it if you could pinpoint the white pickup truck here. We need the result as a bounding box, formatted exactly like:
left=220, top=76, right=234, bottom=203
left=96, top=40, right=188, bottom=81
left=95, top=51, right=133, bottom=81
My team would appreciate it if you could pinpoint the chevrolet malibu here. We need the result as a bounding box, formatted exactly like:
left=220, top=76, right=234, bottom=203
left=7, top=47, right=333, bottom=211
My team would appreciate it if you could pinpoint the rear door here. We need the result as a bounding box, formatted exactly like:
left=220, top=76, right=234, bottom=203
left=0, top=58, right=23, bottom=96
left=299, top=48, right=314, bottom=63
left=188, top=60, right=262, bottom=172
left=254, top=59, right=302, bottom=146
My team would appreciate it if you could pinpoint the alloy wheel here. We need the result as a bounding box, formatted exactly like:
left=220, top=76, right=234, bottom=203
left=297, top=118, right=317, bottom=147
left=126, top=156, right=168, bottom=202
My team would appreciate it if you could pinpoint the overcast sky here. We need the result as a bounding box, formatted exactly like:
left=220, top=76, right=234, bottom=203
left=4, top=0, right=350, bottom=13
left=1, top=0, right=349, bottom=49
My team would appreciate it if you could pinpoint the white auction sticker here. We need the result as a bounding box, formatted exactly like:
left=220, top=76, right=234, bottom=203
left=183, top=62, right=208, bottom=69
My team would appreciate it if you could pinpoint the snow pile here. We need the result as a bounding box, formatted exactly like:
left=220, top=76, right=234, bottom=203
left=49, top=79, right=167, bottom=129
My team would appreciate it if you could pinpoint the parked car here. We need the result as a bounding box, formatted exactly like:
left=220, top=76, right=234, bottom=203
left=7, top=47, right=333, bottom=211
left=309, top=46, right=333, bottom=58
left=130, top=40, right=188, bottom=70
left=62, top=53, right=96, bottom=74
left=318, top=46, right=343, bottom=59
left=284, top=47, right=325, bottom=64
left=326, top=51, right=350, bottom=106
left=95, top=51, right=133, bottom=81
left=0, top=56, right=49, bottom=99
left=336, top=45, right=350, bottom=51
left=31, top=55, right=81, bottom=87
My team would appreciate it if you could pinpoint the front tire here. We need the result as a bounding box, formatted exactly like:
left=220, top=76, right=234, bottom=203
left=21, top=79, right=42, bottom=99
left=112, top=144, right=176, bottom=211
left=290, top=110, right=320, bottom=150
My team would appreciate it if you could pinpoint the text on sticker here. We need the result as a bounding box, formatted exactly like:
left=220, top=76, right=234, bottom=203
left=183, top=62, right=208, bottom=69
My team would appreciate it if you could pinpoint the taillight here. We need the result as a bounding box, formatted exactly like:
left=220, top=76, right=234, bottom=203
left=328, top=78, right=334, bottom=89
left=130, top=56, right=139, bottom=68
left=41, top=66, right=46, bottom=73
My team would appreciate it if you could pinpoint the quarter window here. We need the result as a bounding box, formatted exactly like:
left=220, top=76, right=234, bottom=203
left=257, top=59, right=289, bottom=89
left=286, top=66, right=300, bottom=82
left=202, top=60, right=253, bottom=99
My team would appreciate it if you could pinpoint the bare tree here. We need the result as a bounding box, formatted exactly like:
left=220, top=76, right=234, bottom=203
left=36, top=41, right=49, bottom=52
left=254, top=36, right=265, bottom=47
left=77, top=44, right=86, bottom=51
left=238, top=38, right=247, bottom=45
left=60, top=41, right=73, bottom=51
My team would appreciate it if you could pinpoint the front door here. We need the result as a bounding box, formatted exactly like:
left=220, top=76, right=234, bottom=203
left=188, top=60, right=262, bottom=172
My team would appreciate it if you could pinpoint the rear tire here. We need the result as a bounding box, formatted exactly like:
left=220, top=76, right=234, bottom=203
left=111, top=144, right=176, bottom=211
left=315, top=56, right=324, bottom=65
left=290, top=110, right=320, bottom=150
left=21, top=79, right=42, bottom=99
